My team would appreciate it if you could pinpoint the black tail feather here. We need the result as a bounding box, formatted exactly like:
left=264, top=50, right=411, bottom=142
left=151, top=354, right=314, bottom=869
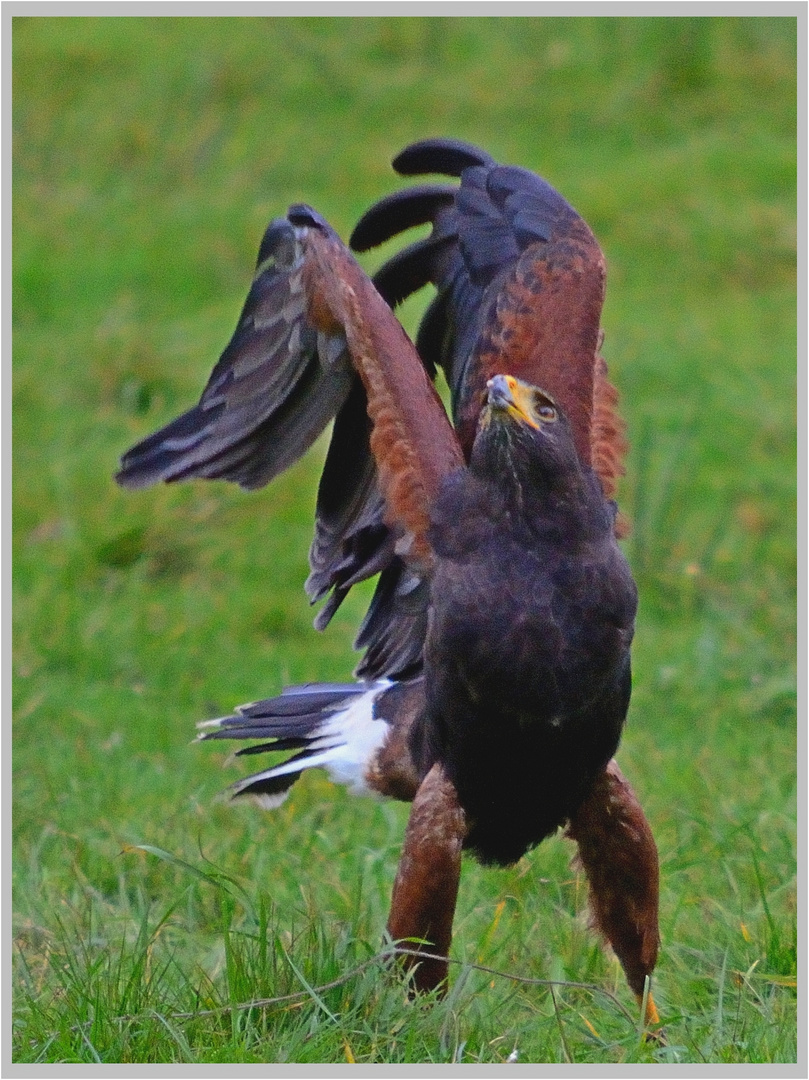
left=198, top=681, right=398, bottom=805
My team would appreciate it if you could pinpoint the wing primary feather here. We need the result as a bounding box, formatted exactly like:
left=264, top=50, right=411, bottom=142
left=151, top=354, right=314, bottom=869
left=392, top=138, right=495, bottom=177
left=115, top=215, right=353, bottom=492
left=372, top=234, right=456, bottom=308
left=306, top=377, right=394, bottom=622
left=353, top=561, right=429, bottom=680
left=414, top=290, right=451, bottom=380
left=350, top=185, right=456, bottom=251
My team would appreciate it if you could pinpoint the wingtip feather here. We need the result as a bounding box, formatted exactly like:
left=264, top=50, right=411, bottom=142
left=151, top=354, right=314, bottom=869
left=392, top=138, right=495, bottom=177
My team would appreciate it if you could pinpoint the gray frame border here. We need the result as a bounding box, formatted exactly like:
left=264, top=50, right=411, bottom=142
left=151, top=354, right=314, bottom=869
left=5, top=3, right=804, bottom=1077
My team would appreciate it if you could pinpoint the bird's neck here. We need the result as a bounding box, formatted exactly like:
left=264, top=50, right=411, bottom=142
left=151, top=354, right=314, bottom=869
left=471, top=441, right=611, bottom=543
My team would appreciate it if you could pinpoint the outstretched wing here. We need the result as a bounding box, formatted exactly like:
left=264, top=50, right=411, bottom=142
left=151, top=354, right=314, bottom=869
left=291, top=207, right=464, bottom=572
left=116, top=218, right=356, bottom=492
left=352, top=136, right=626, bottom=498
left=316, top=138, right=628, bottom=674
left=117, top=140, right=626, bottom=678
left=116, top=205, right=463, bottom=586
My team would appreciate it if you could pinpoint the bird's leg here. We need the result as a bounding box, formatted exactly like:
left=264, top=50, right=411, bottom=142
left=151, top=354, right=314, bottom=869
left=387, top=761, right=467, bottom=995
left=566, top=759, right=661, bottom=1027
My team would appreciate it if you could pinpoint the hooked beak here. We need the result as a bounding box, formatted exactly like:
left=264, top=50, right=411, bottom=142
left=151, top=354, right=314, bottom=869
left=486, top=374, right=540, bottom=430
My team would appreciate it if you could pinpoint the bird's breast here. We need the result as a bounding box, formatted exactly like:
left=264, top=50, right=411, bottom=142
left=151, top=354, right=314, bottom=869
left=428, top=537, right=627, bottom=716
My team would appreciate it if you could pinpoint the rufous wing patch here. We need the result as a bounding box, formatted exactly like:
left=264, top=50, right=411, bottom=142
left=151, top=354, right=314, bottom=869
left=453, top=228, right=629, bottom=524
left=456, top=230, right=605, bottom=464
left=592, top=353, right=628, bottom=508
left=302, top=227, right=464, bottom=573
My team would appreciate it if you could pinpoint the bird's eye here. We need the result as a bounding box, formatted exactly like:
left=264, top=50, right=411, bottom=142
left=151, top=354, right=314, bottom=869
left=536, top=403, right=557, bottom=422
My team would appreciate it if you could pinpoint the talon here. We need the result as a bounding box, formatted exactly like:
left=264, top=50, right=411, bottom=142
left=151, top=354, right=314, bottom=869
left=637, top=990, right=664, bottom=1042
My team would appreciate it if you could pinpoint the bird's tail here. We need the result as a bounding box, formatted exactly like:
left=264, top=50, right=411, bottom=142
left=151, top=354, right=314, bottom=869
left=196, top=681, right=396, bottom=808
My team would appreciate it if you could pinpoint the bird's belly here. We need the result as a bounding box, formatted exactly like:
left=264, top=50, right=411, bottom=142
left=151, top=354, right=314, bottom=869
left=422, top=570, right=630, bottom=865
left=432, top=687, right=626, bottom=866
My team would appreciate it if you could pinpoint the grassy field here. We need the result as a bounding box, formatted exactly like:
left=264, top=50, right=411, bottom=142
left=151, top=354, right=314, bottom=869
left=12, top=16, right=797, bottom=1065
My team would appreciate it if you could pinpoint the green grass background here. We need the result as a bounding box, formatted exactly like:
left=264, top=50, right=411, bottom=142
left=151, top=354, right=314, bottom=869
left=12, top=15, right=797, bottom=1065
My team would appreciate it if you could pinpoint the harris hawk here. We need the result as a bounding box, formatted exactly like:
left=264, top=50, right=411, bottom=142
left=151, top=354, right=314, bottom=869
left=117, top=139, right=660, bottom=1024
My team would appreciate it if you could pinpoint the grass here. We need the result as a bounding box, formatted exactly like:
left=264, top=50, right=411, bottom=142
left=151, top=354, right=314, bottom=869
left=12, top=15, right=797, bottom=1065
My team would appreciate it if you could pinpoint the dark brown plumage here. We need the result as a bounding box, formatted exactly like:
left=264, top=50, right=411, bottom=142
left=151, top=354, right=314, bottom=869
left=414, top=377, right=637, bottom=867
left=117, top=139, right=660, bottom=1025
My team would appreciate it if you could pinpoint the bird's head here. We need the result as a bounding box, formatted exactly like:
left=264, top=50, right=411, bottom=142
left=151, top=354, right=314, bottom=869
left=466, top=372, right=617, bottom=539
left=483, top=374, right=561, bottom=433
left=471, top=374, right=580, bottom=487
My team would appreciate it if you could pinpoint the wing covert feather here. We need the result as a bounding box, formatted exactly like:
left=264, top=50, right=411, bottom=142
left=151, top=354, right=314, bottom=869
left=454, top=233, right=605, bottom=465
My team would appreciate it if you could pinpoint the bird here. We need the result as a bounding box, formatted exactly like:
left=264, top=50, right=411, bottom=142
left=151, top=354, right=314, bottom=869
left=116, top=138, right=660, bottom=1025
